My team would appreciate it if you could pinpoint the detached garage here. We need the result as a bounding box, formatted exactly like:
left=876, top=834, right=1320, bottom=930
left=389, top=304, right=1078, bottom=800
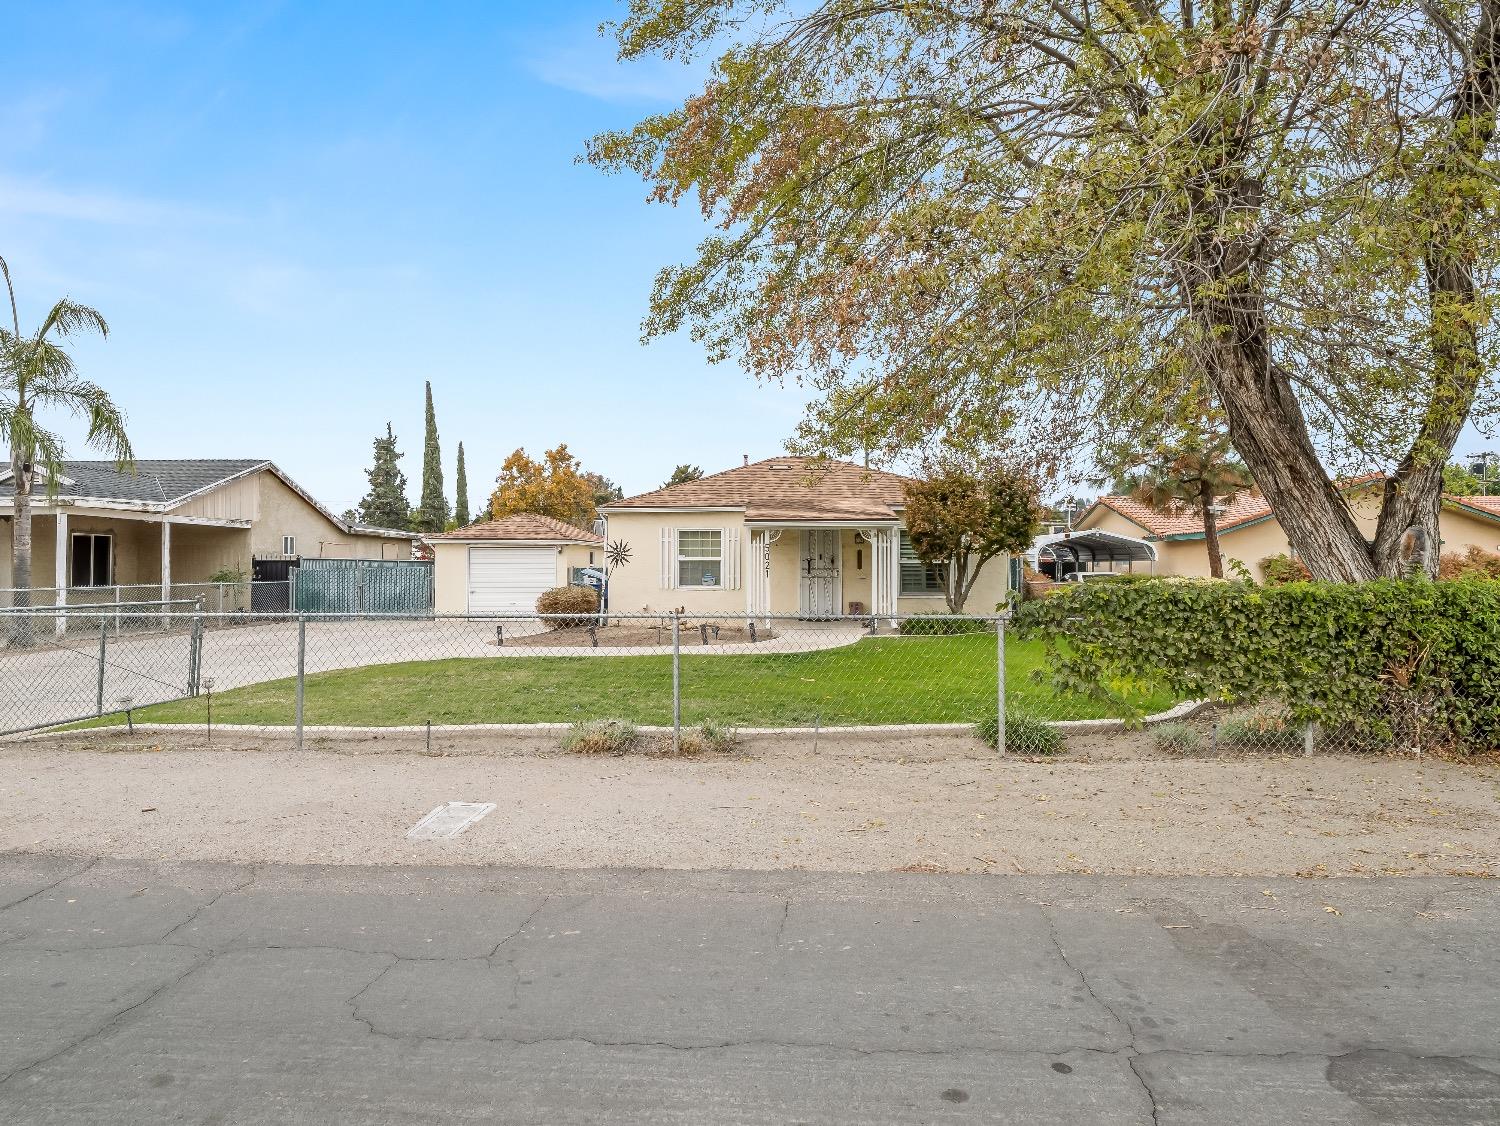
left=425, top=514, right=602, bottom=616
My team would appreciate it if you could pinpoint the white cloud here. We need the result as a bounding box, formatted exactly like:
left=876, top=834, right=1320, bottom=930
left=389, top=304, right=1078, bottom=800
left=525, top=29, right=709, bottom=104
left=0, top=174, right=219, bottom=227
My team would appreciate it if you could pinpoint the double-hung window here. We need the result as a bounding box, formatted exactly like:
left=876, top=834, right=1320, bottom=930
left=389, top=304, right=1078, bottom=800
left=677, top=530, right=723, bottom=588
left=70, top=533, right=113, bottom=587
left=898, top=531, right=945, bottom=595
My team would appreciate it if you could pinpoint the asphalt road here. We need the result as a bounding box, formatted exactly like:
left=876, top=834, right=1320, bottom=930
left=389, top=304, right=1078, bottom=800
left=1, top=857, right=1497, bottom=1124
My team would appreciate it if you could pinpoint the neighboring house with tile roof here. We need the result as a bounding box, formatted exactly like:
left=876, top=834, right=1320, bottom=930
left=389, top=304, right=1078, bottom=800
left=425, top=514, right=603, bottom=615
left=0, top=459, right=419, bottom=603
left=1074, top=476, right=1500, bottom=578
left=595, top=456, right=1010, bottom=619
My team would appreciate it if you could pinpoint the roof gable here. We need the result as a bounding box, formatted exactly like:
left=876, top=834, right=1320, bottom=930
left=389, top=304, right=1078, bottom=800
left=604, top=456, right=911, bottom=522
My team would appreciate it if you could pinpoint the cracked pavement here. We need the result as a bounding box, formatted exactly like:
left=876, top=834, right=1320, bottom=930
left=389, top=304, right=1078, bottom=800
left=1, top=856, right=1498, bottom=1124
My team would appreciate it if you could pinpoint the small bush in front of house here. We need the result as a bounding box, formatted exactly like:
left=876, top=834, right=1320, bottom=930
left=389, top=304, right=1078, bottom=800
left=536, top=585, right=599, bottom=628
left=1217, top=710, right=1303, bottom=751
left=1152, top=722, right=1200, bottom=752
left=561, top=718, right=639, bottom=754
left=975, top=713, right=1063, bottom=755
left=678, top=719, right=739, bottom=755
left=1259, top=554, right=1311, bottom=585
left=1437, top=546, right=1500, bottom=580
left=899, top=615, right=994, bottom=636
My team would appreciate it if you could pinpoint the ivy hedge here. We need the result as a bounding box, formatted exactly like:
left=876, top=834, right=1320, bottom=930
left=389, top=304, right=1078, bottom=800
left=1022, top=578, right=1500, bottom=752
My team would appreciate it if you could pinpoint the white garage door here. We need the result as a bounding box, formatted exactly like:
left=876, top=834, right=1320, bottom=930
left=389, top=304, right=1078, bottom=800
left=467, top=546, right=557, bottom=614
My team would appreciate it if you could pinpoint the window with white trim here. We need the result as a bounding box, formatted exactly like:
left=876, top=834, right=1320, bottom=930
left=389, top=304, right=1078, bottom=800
left=899, top=531, right=945, bottom=595
left=282, top=536, right=296, bottom=556
left=70, top=533, right=113, bottom=587
left=677, top=530, right=723, bottom=587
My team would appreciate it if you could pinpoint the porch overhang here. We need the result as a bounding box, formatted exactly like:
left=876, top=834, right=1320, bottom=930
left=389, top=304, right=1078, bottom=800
left=744, top=519, right=900, bottom=530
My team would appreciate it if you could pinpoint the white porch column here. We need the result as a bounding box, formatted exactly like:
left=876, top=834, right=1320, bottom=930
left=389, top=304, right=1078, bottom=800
left=161, top=518, right=172, bottom=605
left=885, top=527, right=901, bottom=623
left=54, top=509, right=68, bottom=637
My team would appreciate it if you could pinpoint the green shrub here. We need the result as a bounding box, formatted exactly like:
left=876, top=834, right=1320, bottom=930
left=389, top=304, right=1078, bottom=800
left=1023, top=578, right=1500, bottom=753
left=900, top=615, right=994, bottom=635
left=561, top=718, right=639, bottom=754
left=975, top=713, right=1064, bottom=755
left=678, top=719, right=739, bottom=754
left=1259, top=554, right=1311, bottom=585
left=536, top=585, right=599, bottom=627
left=1217, top=710, right=1303, bottom=751
left=1152, top=722, right=1200, bottom=751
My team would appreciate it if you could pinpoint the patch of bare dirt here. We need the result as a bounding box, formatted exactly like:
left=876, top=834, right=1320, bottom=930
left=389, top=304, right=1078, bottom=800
left=2, top=728, right=1496, bottom=877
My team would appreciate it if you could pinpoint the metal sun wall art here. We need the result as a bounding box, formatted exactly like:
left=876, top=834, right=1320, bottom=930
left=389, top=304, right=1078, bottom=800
left=606, top=540, right=632, bottom=569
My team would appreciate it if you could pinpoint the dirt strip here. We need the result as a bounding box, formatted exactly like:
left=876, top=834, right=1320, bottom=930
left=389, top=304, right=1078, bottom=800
left=1, top=729, right=1496, bottom=876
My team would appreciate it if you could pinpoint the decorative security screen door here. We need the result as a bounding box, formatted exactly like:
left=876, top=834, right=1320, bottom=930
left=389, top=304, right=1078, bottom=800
left=799, top=529, right=838, bottom=618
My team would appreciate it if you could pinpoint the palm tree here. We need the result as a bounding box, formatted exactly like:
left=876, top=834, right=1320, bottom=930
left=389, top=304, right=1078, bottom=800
left=1123, top=430, right=1256, bottom=579
left=1, top=256, right=132, bottom=639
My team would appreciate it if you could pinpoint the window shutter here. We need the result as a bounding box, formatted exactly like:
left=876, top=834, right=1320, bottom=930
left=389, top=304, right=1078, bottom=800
left=660, top=527, right=677, bottom=589
left=723, top=527, right=740, bottom=589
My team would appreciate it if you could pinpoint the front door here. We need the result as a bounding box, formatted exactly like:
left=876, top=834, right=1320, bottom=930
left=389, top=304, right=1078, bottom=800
left=799, top=530, right=838, bottom=618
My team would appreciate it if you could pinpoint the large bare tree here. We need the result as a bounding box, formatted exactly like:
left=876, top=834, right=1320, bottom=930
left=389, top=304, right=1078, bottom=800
left=589, top=0, right=1499, bottom=579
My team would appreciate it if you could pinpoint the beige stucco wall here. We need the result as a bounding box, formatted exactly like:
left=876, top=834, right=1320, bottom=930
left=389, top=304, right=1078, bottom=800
left=250, top=472, right=408, bottom=560
left=599, top=511, right=1008, bottom=618
left=1440, top=508, right=1500, bottom=555
left=0, top=511, right=252, bottom=591
left=429, top=539, right=600, bottom=615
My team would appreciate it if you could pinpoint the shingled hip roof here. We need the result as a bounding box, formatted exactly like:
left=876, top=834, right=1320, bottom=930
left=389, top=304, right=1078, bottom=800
left=603, top=456, right=910, bottom=522
left=427, top=513, right=602, bottom=543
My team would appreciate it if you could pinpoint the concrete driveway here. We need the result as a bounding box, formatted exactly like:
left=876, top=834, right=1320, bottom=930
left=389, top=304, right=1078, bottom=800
left=1, top=858, right=1497, bottom=1124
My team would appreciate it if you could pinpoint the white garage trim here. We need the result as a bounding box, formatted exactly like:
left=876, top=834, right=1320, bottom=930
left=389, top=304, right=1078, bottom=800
left=467, top=545, right=557, bottom=614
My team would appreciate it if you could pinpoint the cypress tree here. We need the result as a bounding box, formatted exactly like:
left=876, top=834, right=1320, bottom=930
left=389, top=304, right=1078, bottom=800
left=357, top=423, right=411, bottom=530
left=450, top=440, right=468, bottom=527
left=416, top=381, right=448, bottom=533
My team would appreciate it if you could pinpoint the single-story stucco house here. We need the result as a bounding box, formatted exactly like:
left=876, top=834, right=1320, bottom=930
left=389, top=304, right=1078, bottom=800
left=598, top=456, right=1009, bottom=618
left=1072, top=476, right=1500, bottom=579
left=0, top=459, right=418, bottom=599
left=427, top=514, right=603, bottom=615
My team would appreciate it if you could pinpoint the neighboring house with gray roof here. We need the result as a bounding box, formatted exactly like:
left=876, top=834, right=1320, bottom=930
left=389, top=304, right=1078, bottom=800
left=0, top=459, right=418, bottom=600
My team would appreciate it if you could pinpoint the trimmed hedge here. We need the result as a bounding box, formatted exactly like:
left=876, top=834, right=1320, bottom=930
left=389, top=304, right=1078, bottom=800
left=1025, top=578, right=1500, bottom=752
left=899, top=615, right=995, bottom=635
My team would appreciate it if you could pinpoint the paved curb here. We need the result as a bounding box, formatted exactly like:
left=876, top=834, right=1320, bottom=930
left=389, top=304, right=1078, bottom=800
left=20, top=700, right=1212, bottom=741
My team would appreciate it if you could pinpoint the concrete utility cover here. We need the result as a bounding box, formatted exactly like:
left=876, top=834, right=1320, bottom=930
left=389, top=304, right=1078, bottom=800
left=407, top=802, right=496, bottom=841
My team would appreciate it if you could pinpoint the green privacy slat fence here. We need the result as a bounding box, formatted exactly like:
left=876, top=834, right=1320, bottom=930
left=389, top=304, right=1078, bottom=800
left=291, top=559, right=434, bottom=615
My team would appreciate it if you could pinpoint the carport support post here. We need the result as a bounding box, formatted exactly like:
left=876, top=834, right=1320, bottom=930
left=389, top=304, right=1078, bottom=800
left=996, top=615, right=1006, bottom=754
left=295, top=615, right=306, bottom=752
left=671, top=611, right=681, bottom=754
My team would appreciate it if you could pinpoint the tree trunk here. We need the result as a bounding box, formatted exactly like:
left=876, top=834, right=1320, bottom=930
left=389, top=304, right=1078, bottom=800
left=1199, top=482, right=1224, bottom=579
left=8, top=449, right=35, bottom=647
left=1371, top=0, right=1499, bottom=578
left=1196, top=296, right=1379, bottom=582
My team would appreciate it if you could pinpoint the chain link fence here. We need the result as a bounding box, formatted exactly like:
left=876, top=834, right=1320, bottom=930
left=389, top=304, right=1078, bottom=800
left=0, top=582, right=293, bottom=634
left=0, top=607, right=1378, bottom=754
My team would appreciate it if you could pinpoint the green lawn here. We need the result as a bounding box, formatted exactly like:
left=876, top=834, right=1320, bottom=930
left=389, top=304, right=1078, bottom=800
left=83, top=634, right=1175, bottom=729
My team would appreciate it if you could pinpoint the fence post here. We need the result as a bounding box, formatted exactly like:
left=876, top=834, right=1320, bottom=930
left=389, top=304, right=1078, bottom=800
left=188, top=607, right=205, bottom=697
left=114, top=585, right=122, bottom=638
left=671, top=610, right=681, bottom=754
left=96, top=622, right=107, bottom=717
left=295, top=615, right=307, bottom=752
left=996, top=614, right=1007, bottom=754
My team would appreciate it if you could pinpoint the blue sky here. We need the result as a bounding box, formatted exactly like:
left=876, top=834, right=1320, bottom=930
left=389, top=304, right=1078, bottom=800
left=1, top=1, right=813, bottom=513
